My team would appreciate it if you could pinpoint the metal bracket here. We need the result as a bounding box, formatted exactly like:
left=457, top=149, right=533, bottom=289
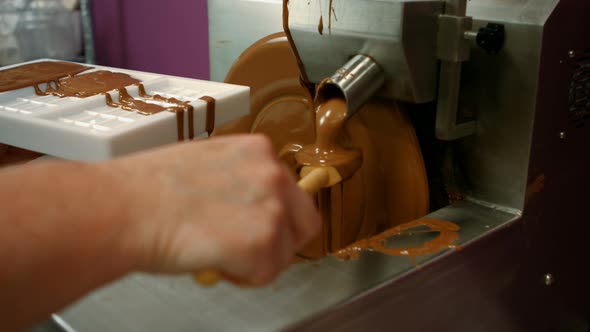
left=435, top=3, right=477, bottom=141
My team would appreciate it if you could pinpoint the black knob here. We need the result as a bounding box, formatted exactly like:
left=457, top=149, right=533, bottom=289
left=476, top=23, right=505, bottom=54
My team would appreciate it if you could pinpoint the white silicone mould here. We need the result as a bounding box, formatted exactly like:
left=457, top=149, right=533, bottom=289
left=0, top=59, right=250, bottom=160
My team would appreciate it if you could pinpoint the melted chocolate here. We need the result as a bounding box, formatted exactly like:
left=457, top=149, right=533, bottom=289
left=137, top=84, right=202, bottom=141
left=0, top=61, right=90, bottom=93
left=295, top=96, right=362, bottom=177
left=36, top=70, right=140, bottom=98
left=1, top=62, right=213, bottom=142
left=333, top=219, right=461, bottom=262
left=219, top=33, right=430, bottom=258
left=200, top=96, right=216, bottom=137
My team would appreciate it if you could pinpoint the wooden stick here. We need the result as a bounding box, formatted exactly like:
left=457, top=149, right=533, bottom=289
left=297, top=167, right=330, bottom=195
left=193, top=269, right=222, bottom=287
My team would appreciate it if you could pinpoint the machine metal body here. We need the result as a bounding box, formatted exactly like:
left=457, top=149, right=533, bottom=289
left=53, top=0, right=590, bottom=331
left=287, top=0, right=442, bottom=105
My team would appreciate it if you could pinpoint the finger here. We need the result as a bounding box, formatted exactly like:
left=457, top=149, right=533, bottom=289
left=281, top=165, right=322, bottom=251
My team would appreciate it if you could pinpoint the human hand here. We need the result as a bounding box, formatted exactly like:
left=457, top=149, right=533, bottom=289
left=106, top=134, right=321, bottom=286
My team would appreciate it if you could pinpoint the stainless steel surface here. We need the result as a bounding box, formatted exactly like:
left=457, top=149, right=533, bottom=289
left=28, top=318, right=67, bottom=332
left=435, top=61, right=477, bottom=140
left=435, top=1, right=477, bottom=140
left=456, top=0, right=559, bottom=211
left=208, top=0, right=283, bottom=82
left=323, top=54, right=384, bottom=115
left=58, top=201, right=518, bottom=331
left=437, top=14, right=472, bottom=63
left=287, top=0, right=443, bottom=103
left=444, top=0, right=467, bottom=16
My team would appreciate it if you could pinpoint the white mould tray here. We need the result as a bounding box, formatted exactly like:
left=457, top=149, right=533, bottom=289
left=0, top=59, right=249, bottom=161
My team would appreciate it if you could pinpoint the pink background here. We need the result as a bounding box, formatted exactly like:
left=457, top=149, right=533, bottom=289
left=90, top=0, right=210, bottom=79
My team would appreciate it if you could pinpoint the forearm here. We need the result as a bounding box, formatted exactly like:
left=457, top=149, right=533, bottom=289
left=0, top=160, right=137, bottom=330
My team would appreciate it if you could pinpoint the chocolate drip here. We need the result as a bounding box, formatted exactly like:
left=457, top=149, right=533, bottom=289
left=199, top=96, right=216, bottom=137
left=137, top=84, right=196, bottom=140
left=108, top=87, right=188, bottom=141
left=283, top=0, right=311, bottom=85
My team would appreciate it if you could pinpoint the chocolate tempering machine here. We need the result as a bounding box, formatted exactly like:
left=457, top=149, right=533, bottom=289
left=53, top=0, right=590, bottom=331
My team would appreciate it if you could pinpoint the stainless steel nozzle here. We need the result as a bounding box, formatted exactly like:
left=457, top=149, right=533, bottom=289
left=320, top=54, right=385, bottom=117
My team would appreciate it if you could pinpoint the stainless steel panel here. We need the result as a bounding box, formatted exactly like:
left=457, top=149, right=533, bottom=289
left=323, top=54, right=385, bottom=115
left=287, top=0, right=443, bottom=102
left=208, top=0, right=283, bottom=82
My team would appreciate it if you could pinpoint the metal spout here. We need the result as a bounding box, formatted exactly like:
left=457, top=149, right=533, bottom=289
left=320, top=54, right=384, bottom=117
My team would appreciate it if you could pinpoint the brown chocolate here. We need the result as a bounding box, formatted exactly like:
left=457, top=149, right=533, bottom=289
left=0, top=61, right=90, bottom=93
left=36, top=70, right=140, bottom=98
left=333, top=219, right=461, bottom=262
left=136, top=84, right=200, bottom=141
left=106, top=86, right=191, bottom=141
left=219, top=32, right=430, bottom=258
left=0, top=62, right=208, bottom=142
left=318, top=16, right=324, bottom=35
left=200, top=96, right=216, bottom=137
left=295, top=96, right=362, bottom=177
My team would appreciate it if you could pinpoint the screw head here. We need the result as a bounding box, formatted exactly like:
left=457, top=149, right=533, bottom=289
left=569, top=50, right=576, bottom=58
left=559, top=132, right=566, bottom=139
left=544, top=273, right=554, bottom=286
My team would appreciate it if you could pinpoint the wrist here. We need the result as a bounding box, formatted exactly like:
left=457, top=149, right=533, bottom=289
left=87, top=160, right=145, bottom=276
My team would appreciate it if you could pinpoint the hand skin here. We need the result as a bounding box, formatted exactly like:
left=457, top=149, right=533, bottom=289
left=0, top=135, right=321, bottom=331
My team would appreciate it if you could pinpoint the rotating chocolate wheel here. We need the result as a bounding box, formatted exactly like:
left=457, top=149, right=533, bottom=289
left=215, top=32, right=429, bottom=259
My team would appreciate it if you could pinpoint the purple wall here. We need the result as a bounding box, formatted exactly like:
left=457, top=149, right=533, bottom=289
left=90, top=0, right=209, bottom=80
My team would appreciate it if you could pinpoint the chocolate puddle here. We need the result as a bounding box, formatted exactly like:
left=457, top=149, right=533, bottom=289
left=0, top=62, right=216, bottom=141
left=333, top=219, right=461, bottom=263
